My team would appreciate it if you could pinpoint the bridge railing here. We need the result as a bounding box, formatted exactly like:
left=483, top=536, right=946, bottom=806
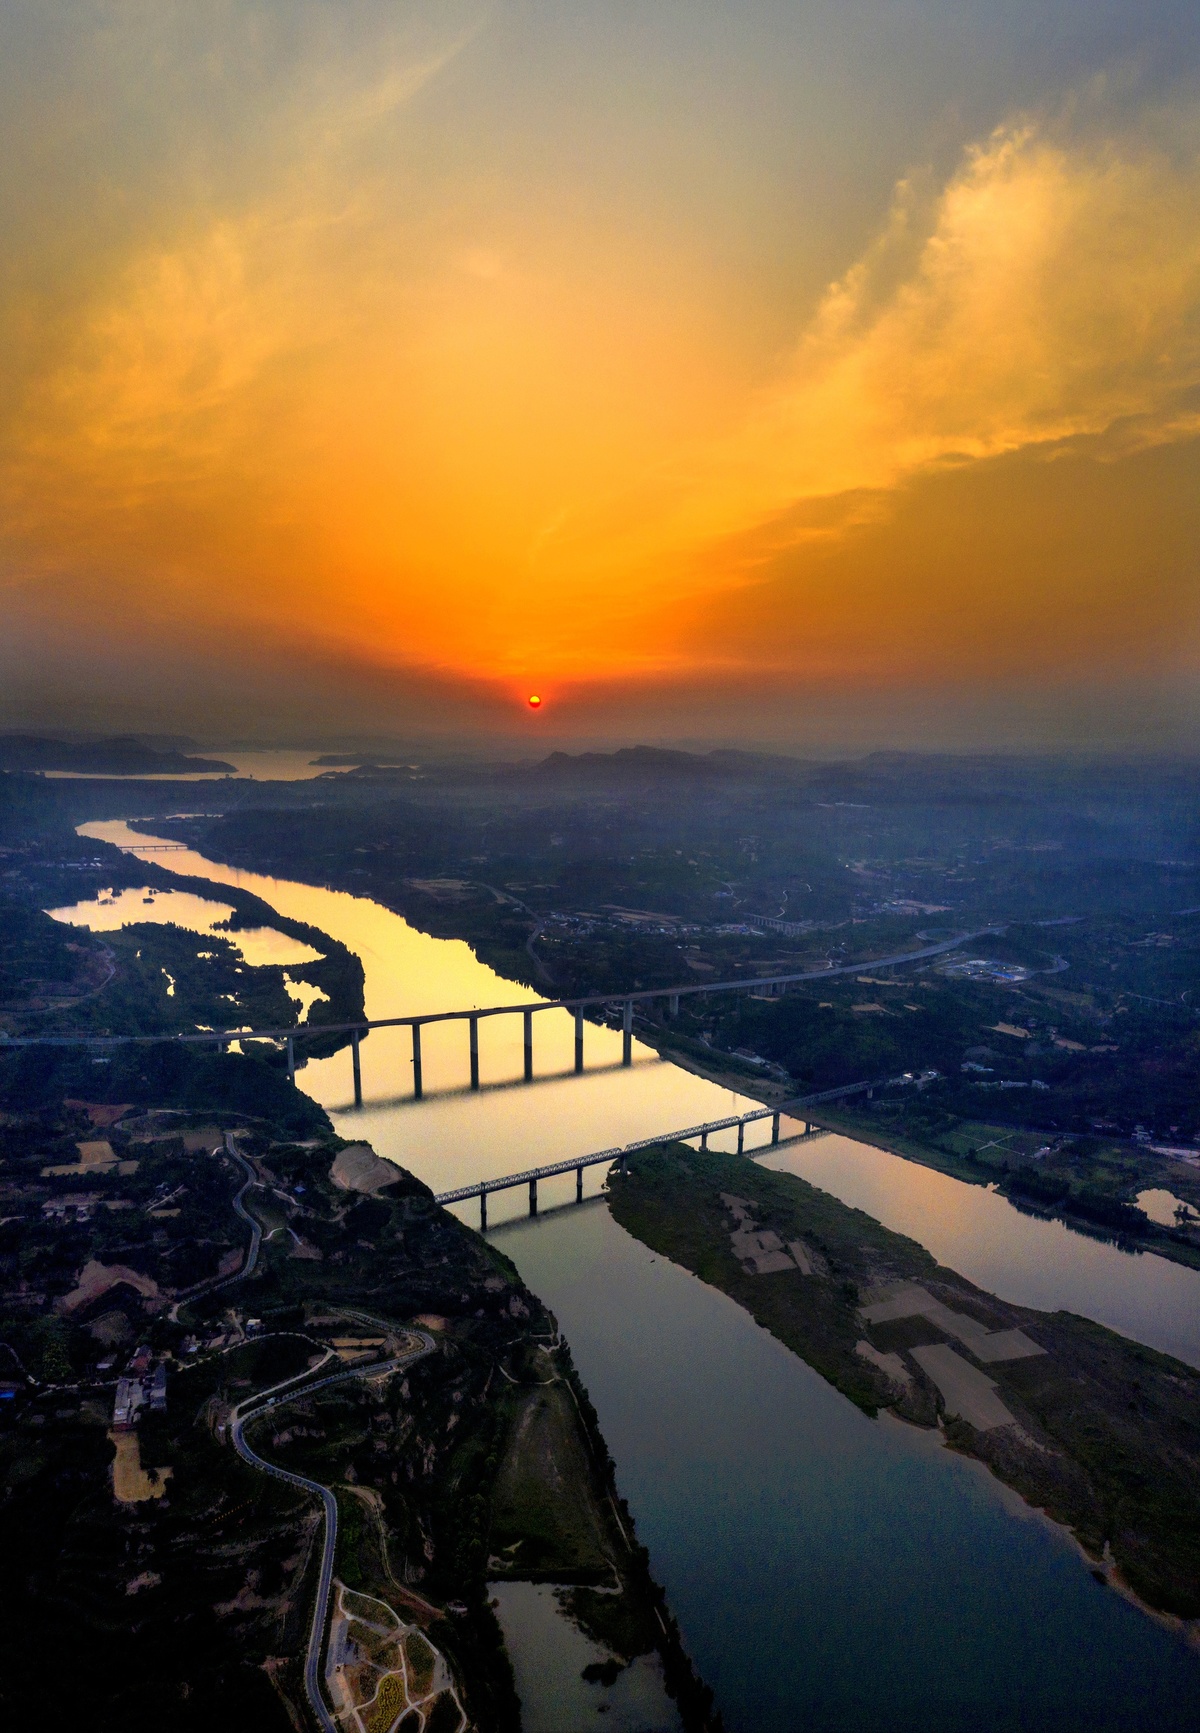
left=0, top=928, right=990, bottom=1103
left=432, top=1077, right=906, bottom=1226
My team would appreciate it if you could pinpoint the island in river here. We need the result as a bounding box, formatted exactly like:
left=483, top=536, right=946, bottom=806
left=607, top=1142, right=1200, bottom=1626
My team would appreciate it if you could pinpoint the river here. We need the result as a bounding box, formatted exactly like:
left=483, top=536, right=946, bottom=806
left=59, top=818, right=1200, bottom=1729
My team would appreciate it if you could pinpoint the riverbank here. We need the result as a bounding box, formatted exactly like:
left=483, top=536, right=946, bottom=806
left=812, top=1100, right=1200, bottom=1273
left=607, top=1143, right=1200, bottom=1623
left=14, top=809, right=1200, bottom=1728
left=0, top=1065, right=722, bottom=1729
left=643, top=1023, right=1200, bottom=1278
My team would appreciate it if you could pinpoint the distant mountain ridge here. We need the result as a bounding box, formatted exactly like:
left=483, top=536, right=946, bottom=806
left=522, top=744, right=1200, bottom=810
left=0, top=734, right=234, bottom=775
left=529, top=745, right=817, bottom=783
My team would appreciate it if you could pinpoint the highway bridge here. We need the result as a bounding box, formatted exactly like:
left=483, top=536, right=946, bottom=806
left=435, top=1075, right=897, bottom=1226
left=0, top=927, right=996, bottom=1103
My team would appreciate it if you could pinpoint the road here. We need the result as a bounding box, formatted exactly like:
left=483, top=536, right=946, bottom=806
left=225, top=1133, right=263, bottom=1279
left=3, top=926, right=1004, bottom=1048
left=173, top=1133, right=262, bottom=1309
left=435, top=1116, right=832, bottom=1206
left=229, top=1334, right=436, bottom=1733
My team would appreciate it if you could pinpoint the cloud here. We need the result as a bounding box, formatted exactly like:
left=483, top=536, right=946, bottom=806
left=0, top=0, right=488, bottom=670
left=778, top=118, right=1200, bottom=466
left=2, top=9, right=1198, bottom=718
left=572, top=110, right=1200, bottom=581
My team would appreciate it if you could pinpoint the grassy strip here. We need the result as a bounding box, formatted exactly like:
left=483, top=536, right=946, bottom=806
left=808, top=1102, right=988, bottom=1184
left=489, top=1383, right=612, bottom=1579
left=485, top=1357, right=723, bottom=1730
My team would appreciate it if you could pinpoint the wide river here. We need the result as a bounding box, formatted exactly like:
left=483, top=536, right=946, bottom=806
left=65, top=820, right=1200, bottom=1729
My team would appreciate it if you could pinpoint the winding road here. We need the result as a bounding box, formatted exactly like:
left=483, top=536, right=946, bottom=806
left=169, top=1133, right=264, bottom=1317
left=229, top=1334, right=436, bottom=1732
left=224, top=1133, right=263, bottom=1277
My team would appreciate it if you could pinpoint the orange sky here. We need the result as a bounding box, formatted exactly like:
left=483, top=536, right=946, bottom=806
left=2, top=3, right=1199, bottom=747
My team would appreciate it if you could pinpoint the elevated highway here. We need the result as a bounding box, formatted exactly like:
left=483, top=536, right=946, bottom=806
left=1, top=927, right=997, bottom=1102
left=435, top=1074, right=900, bottom=1224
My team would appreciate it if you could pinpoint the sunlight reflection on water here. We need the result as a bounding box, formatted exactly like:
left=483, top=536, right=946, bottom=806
left=60, top=817, right=1200, bottom=1727
left=49, top=883, right=323, bottom=967
left=73, top=818, right=1200, bottom=1367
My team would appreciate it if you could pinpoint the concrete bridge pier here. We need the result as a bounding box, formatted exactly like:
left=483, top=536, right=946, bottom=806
left=737, top=1120, right=745, bottom=1154
left=351, top=1031, right=362, bottom=1107
left=528, top=1177, right=538, bottom=1216
left=479, top=1191, right=487, bottom=1231
left=622, top=999, right=633, bottom=1065
left=669, top=993, right=680, bottom=1017
left=412, top=1024, right=423, bottom=1099
left=574, top=1008, right=584, bottom=1074
left=469, top=1015, right=480, bottom=1090
left=523, top=1010, right=533, bottom=1081
left=771, top=1111, right=780, bottom=1145
left=576, top=1165, right=584, bottom=1202
left=700, top=1128, right=709, bottom=1150
left=286, top=1035, right=295, bottom=1085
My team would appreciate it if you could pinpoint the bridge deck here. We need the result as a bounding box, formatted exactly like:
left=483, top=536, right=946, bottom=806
left=434, top=1106, right=840, bottom=1203
left=1, top=930, right=997, bottom=1047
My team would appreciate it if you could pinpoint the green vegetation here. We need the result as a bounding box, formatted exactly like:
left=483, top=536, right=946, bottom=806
left=0, top=826, right=364, bottom=1059
left=0, top=1086, right=546, bottom=1731
left=609, top=1143, right=1200, bottom=1619
left=404, top=1631, right=436, bottom=1698
left=566, top=1584, right=655, bottom=1661
left=0, top=901, right=107, bottom=1008
left=0, top=1070, right=716, bottom=1730
left=424, top=1693, right=463, bottom=1733
left=489, top=1383, right=613, bottom=1579
left=136, top=749, right=1200, bottom=1213
left=6, top=746, right=1200, bottom=1719
left=809, top=1101, right=1200, bottom=1272
left=0, top=1037, right=327, bottom=1133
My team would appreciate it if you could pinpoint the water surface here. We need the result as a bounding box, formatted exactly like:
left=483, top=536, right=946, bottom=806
left=74, top=819, right=1200, bottom=1368
left=496, top=1202, right=1200, bottom=1733
left=65, top=816, right=1200, bottom=1728
left=760, top=1137, right=1200, bottom=1370
left=49, top=884, right=322, bottom=967
left=489, top=1582, right=681, bottom=1733
left=48, top=748, right=361, bottom=781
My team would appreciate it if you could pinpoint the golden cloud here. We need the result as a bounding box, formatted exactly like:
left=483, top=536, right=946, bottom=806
left=560, top=113, right=1200, bottom=588
left=4, top=63, right=1200, bottom=695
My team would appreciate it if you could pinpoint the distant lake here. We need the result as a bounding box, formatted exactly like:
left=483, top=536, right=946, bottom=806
left=47, top=748, right=360, bottom=781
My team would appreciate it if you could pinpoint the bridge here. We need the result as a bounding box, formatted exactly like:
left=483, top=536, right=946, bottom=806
left=1, top=927, right=996, bottom=1105
left=435, top=1076, right=899, bottom=1226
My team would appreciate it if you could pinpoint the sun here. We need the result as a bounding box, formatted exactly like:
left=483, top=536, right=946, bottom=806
left=527, top=694, right=542, bottom=709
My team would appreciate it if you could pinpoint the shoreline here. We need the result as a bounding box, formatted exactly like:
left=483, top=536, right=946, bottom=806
left=606, top=1141, right=1200, bottom=1628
